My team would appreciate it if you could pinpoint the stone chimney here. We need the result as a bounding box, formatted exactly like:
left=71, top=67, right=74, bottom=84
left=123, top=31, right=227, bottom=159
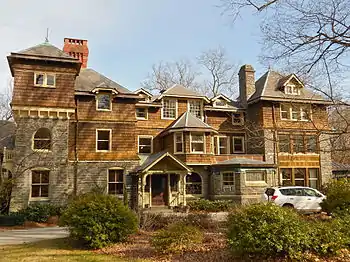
left=238, top=64, right=255, bottom=108
left=63, top=38, right=89, bottom=68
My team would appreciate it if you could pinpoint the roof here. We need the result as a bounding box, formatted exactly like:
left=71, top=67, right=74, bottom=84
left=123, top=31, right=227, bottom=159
left=162, top=111, right=217, bottom=135
left=13, top=42, right=78, bottom=61
left=75, top=68, right=131, bottom=94
left=134, top=88, right=153, bottom=97
left=134, top=150, right=192, bottom=173
left=157, top=84, right=210, bottom=102
left=212, top=158, right=275, bottom=167
left=0, top=121, right=16, bottom=151
left=248, top=70, right=330, bottom=104
left=332, top=162, right=350, bottom=172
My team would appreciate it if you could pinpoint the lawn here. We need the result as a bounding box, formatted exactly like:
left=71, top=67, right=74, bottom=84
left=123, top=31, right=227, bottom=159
left=0, top=238, right=146, bottom=262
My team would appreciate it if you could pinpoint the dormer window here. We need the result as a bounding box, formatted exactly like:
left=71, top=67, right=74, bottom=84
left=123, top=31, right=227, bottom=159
left=34, top=73, right=55, bottom=88
left=214, top=99, right=227, bottom=107
left=96, top=94, right=111, bottom=111
left=188, top=100, right=203, bottom=119
left=285, top=84, right=300, bottom=95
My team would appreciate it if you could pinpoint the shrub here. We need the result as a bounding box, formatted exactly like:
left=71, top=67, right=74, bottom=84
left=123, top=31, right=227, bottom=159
left=151, top=222, right=204, bottom=254
left=0, top=213, right=25, bottom=226
left=320, top=179, right=350, bottom=217
left=60, top=193, right=138, bottom=249
left=19, top=203, right=64, bottom=223
left=188, top=199, right=234, bottom=212
left=227, top=203, right=310, bottom=259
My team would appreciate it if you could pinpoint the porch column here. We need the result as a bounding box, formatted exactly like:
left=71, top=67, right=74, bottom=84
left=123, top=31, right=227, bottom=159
left=167, top=173, right=171, bottom=206
left=149, top=174, right=152, bottom=208
left=140, top=175, right=144, bottom=208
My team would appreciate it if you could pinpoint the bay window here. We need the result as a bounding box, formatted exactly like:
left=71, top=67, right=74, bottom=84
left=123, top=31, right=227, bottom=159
left=174, top=132, right=184, bottom=153
left=190, top=133, right=205, bottom=153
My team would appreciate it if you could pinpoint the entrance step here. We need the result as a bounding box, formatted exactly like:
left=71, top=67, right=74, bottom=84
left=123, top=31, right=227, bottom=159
left=143, top=206, right=174, bottom=213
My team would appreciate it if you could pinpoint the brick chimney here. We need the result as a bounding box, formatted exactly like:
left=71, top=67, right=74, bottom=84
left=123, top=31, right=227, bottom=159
left=238, top=64, right=255, bottom=108
left=63, top=38, right=89, bottom=68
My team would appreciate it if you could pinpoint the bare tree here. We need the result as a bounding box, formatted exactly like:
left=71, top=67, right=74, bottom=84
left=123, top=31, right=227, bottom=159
left=0, top=82, right=12, bottom=121
left=141, top=60, right=200, bottom=93
left=198, top=46, right=238, bottom=97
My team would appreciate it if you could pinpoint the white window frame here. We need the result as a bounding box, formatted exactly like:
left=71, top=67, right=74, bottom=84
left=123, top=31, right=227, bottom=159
left=30, top=168, right=50, bottom=200
left=232, top=112, right=244, bottom=125
left=290, top=106, right=299, bottom=121
left=174, top=132, right=184, bottom=154
left=221, top=171, right=235, bottom=192
left=216, top=136, right=229, bottom=155
left=138, top=135, right=153, bottom=154
left=96, top=129, right=112, bottom=152
left=107, top=168, right=124, bottom=195
left=300, top=106, right=311, bottom=121
left=214, top=99, right=228, bottom=107
left=190, top=132, right=205, bottom=154
left=34, top=72, right=56, bottom=88
left=136, top=107, right=148, bottom=120
left=32, top=128, right=51, bottom=152
left=233, top=136, right=245, bottom=153
left=96, top=93, right=112, bottom=111
left=161, top=99, right=178, bottom=120
left=187, top=100, right=203, bottom=119
left=285, top=84, right=300, bottom=95
left=280, top=104, right=289, bottom=120
left=245, top=170, right=266, bottom=183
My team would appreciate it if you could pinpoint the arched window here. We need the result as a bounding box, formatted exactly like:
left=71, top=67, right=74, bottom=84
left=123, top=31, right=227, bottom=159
left=33, top=128, right=51, bottom=151
left=186, top=173, right=202, bottom=195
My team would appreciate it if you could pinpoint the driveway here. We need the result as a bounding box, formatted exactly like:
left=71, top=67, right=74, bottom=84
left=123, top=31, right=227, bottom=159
left=0, top=227, right=69, bottom=245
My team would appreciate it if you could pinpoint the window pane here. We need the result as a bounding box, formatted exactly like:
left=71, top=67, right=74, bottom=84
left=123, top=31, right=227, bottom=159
left=189, top=100, right=202, bottom=118
left=32, top=171, right=41, bottom=184
left=223, top=172, right=235, bottom=185
left=139, top=138, right=152, bottom=154
left=246, top=172, right=265, bottom=182
left=309, top=168, right=318, bottom=179
left=41, top=185, right=49, bottom=197
left=97, top=141, right=110, bottom=151
left=293, top=136, right=304, bottom=153
left=232, top=113, right=243, bottom=124
left=34, top=128, right=51, bottom=139
left=306, top=136, right=317, bottom=153
left=108, top=183, right=123, bottom=194
left=35, top=74, right=44, bottom=85
left=192, top=143, right=204, bottom=152
left=41, top=171, right=49, bottom=183
left=31, top=185, right=40, bottom=197
left=136, top=108, right=147, bottom=118
left=278, top=135, right=290, bottom=153
left=281, top=168, right=292, bottom=186
left=98, top=130, right=110, bottom=141
left=46, top=75, right=55, bottom=86
left=162, top=99, right=176, bottom=118
left=233, top=137, right=244, bottom=152
left=280, top=104, right=289, bottom=119
left=97, top=95, right=111, bottom=110
left=295, top=168, right=306, bottom=178
left=175, top=133, right=182, bottom=143
left=219, top=137, right=228, bottom=154
left=192, top=135, right=203, bottom=142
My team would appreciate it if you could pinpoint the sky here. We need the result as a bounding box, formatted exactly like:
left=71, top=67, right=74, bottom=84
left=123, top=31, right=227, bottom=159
left=0, top=0, right=264, bottom=94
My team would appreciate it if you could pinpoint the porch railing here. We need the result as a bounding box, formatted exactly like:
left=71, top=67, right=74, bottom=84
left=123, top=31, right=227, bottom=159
left=3, top=147, right=13, bottom=163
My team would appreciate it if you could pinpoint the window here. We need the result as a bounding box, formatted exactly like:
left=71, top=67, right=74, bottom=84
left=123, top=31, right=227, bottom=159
left=306, top=136, right=317, bottom=153
left=96, top=130, right=111, bottom=151
left=33, top=128, right=51, bottom=151
left=233, top=136, right=245, bottom=153
left=96, top=94, right=111, bottom=111
left=188, top=100, right=202, bottom=119
left=280, top=104, right=289, bottom=119
left=138, top=136, right=153, bottom=154
left=174, top=132, right=184, bottom=153
left=281, top=168, right=292, bottom=186
left=308, top=168, right=319, bottom=189
left=31, top=170, right=49, bottom=198
left=214, top=99, right=227, bottom=107
left=218, top=136, right=229, bottom=155
left=278, top=134, right=290, bottom=153
left=294, top=168, right=306, bottom=186
left=108, top=169, right=123, bottom=195
left=246, top=171, right=265, bottom=182
left=136, top=108, right=148, bottom=120
left=285, top=84, right=300, bottom=95
left=300, top=107, right=311, bottom=121
left=291, top=105, right=299, bottom=120
left=190, top=133, right=205, bottom=153
left=293, top=135, right=304, bottom=153
left=162, top=99, right=177, bottom=119
left=222, top=172, right=235, bottom=191
left=186, top=173, right=202, bottom=194
left=232, top=113, right=244, bottom=125
left=34, top=73, right=55, bottom=87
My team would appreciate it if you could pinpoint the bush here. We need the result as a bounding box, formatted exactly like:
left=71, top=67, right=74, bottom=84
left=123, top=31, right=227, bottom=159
left=320, top=179, right=350, bottom=217
left=0, top=213, right=25, bottom=226
left=60, top=193, right=138, bottom=249
left=151, top=222, right=204, bottom=254
left=188, top=199, right=234, bottom=212
left=227, top=203, right=310, bottom=259
left=19, top=203, right=64, bottom=223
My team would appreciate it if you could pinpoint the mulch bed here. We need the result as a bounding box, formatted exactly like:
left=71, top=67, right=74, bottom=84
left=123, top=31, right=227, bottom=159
left=96, top=230, right=350, bottom=262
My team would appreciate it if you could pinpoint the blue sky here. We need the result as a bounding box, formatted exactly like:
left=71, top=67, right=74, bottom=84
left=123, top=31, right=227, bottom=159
left=0, top=0, right=264, bottom=93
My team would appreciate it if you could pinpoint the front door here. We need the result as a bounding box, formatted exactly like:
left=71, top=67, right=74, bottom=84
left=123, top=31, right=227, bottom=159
left=151, top=175, right=168, bottom=206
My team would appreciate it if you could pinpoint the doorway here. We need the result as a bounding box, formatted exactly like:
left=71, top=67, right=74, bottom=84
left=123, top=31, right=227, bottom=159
left=151, top=174, right=168, bottom=206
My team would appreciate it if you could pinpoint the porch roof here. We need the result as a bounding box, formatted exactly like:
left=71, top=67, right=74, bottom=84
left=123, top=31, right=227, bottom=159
left=212, top=158, right=276, bottom=168
left=134, top=150, right=192, bottom=173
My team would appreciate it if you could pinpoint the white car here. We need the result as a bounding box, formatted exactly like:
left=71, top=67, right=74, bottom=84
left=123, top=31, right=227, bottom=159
left=263, top=186, right=326, bottom=212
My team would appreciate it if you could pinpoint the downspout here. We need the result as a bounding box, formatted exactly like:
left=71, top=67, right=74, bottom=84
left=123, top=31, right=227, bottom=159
left=73, top=96, right=79, bottom=196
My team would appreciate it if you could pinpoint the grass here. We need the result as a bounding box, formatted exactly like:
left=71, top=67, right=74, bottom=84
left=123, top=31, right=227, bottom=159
left=0, top=238, right=147, bottom=262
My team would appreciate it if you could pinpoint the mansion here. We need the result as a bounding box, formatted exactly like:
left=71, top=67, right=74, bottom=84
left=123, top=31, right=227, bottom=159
left=1, top=38, right=332, bottom=211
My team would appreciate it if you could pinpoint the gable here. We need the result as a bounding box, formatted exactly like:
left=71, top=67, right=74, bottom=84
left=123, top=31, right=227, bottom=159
left=150, top=156, right=188, bottom=171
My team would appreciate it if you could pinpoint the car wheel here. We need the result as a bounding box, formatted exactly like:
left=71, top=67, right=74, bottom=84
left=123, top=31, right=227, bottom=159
left=282, top=204, right=294, bottom=209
